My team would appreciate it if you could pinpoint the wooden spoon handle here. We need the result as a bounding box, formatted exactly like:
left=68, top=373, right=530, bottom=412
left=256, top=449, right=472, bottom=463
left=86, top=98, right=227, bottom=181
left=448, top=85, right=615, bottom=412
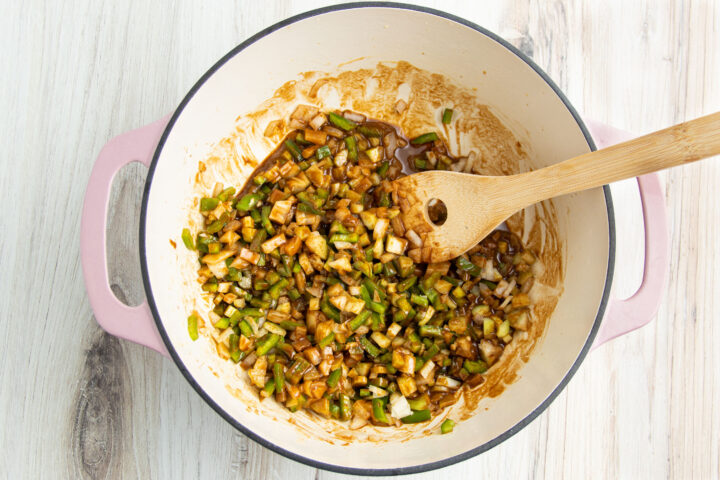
left=515, top=111, right=720, bottom=206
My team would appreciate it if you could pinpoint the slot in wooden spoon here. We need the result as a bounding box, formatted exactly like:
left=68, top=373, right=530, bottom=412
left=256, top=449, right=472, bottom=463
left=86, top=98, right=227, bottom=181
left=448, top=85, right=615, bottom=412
left=393, top=111, right=720, bottom=263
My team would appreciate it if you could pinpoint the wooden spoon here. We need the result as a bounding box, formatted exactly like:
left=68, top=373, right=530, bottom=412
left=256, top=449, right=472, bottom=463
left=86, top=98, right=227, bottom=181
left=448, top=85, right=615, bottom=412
left=392, top=111, right=720, bottom=263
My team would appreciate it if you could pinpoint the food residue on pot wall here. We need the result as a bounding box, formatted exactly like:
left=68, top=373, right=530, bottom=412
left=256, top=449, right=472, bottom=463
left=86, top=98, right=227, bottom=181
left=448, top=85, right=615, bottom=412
left=185, top=61, right=563, bottom=443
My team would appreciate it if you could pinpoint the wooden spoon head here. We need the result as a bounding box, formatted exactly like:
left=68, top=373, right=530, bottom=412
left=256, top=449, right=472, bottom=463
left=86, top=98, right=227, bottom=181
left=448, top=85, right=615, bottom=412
left=392, top=171, right=515, bottom=263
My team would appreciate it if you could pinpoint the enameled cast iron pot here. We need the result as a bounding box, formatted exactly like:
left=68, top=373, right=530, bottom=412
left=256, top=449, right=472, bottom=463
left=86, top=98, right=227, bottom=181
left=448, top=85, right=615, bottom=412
left=80, top=3, right=669, bottom=475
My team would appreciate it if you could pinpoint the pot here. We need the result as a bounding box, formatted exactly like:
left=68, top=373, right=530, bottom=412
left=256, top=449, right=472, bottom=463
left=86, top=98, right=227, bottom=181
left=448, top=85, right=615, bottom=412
left=80, top=3, right=669, bottom=475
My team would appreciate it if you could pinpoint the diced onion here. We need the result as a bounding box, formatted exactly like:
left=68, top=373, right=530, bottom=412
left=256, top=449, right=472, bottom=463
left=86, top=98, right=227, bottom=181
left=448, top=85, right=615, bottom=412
left=368, top=385, right=388, bottom=398
left=343, top=111, right=366, bottom=123
left=384, top=132, right=397, bottom=159
left=499, top=295, right=513, bottom=309
left=419, top=360, right=435, bottom=379
left=405, top=229, right=423, bottom=247
left=309, top=113, right=326, bottom=130
left=436, top=375, right=461, bottom=389
left=390, top=393, right=412, bottom=419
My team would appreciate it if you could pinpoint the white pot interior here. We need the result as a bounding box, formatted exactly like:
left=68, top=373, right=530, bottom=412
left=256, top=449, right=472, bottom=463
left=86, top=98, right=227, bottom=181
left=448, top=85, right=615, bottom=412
left=142, top=6, right=611, bottom=472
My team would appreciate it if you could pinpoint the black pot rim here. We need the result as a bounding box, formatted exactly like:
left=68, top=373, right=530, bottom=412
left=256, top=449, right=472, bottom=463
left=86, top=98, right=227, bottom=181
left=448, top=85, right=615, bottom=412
left=139, top=2, right=615, bottom=476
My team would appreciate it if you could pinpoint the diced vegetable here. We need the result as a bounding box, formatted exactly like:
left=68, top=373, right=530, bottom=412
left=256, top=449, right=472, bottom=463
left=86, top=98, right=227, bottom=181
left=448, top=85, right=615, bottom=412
left=318, top=332, right=335, bottom=348
left=386, top=235, right=408, bottom=255
left=441, top=418, right=455, bottom=433
left=305, top=232, right=328, bottom=259
left=365, top=146, right=382, bottom=163
left=274, top=362, right=285, bottom=392
left=456, top=256, right=482, bottom=276
left=401, top=409, right=431, bottom=424
left=326, top=368, right=342, bottom=388
left=236, top=193, right=261, bottom=212
left=328, top=112, right=357, bottom=131
left=181, top=228, right=195, bottom=250
left=187, top=314, right=199, bottom=341
left=284, top=139, right=303, bottom=160
left=410, top=132, right=439, bottom=144
left=390, top=393, right=412, bottom=419
left=359, top=336, right=381, bottom=357
left=464, top=359, right=488, bottom=374
left=349, top=310, right=372, bottom=331
left=186, top=110, right=538, bottom=432
left=200, top=197, right=219, bottom=211
left=316, top=145, right=332, bottom=159
left=256, top=334, right=281, bottom=356
left=372, top=398, right=390, bottom=424
left=261, top=233, right=287, bottom=254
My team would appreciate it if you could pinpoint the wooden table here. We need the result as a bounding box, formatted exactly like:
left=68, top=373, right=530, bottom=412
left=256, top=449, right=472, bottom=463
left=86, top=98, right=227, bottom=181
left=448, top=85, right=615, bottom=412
left=2, top=1, right=718, bottom=478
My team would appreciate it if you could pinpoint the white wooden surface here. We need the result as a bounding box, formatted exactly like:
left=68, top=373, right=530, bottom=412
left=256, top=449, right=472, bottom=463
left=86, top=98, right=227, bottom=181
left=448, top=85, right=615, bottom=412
left=1, top=1, right=718, bottom=478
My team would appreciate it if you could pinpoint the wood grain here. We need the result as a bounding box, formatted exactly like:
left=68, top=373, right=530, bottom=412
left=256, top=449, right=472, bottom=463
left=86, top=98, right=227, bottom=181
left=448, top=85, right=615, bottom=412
left=0, top=1, right=717, bottom=479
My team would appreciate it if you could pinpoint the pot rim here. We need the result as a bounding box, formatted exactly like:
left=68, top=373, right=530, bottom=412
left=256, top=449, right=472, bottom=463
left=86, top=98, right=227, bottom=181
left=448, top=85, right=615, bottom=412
left=139, top=2, right=616, bottom=475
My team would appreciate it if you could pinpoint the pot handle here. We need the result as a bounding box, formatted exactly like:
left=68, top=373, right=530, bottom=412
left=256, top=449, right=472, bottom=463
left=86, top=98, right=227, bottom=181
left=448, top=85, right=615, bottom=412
left=585, top=120, right=670, bottom=349
left=81, top=115, right=171, bottom=356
